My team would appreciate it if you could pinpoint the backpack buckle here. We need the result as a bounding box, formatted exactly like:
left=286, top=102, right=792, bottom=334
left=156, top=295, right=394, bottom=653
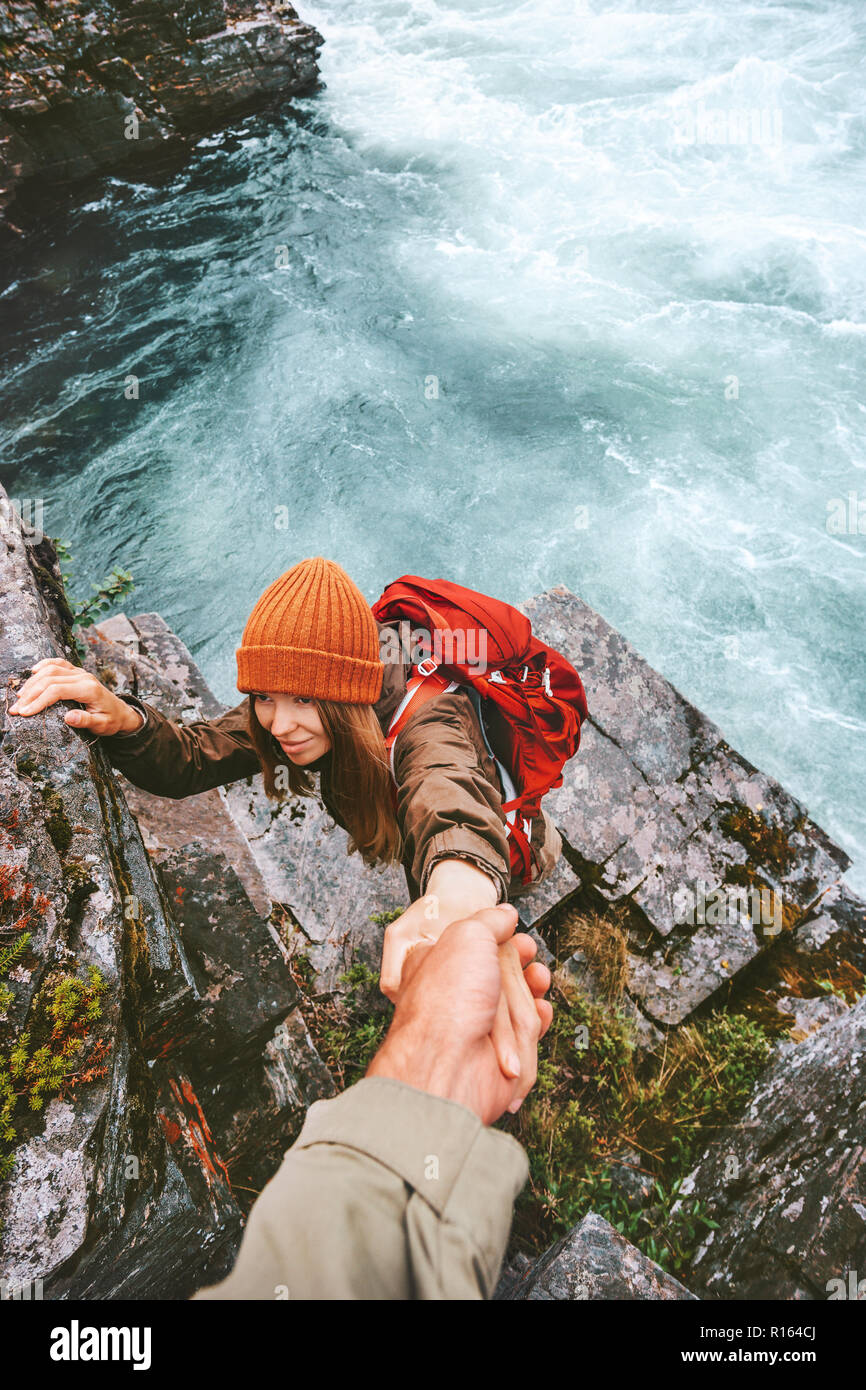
left=416, top=656, right=439, bottom=677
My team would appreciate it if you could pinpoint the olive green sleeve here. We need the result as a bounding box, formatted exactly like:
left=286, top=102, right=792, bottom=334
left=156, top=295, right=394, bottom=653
left=191, top=1076, right=528, bottom=1301
left=98, top=693, right=260, bottom=799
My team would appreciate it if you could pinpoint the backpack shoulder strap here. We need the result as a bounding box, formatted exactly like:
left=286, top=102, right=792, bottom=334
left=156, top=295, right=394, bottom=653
left=385, top=662, right=459, bottom=782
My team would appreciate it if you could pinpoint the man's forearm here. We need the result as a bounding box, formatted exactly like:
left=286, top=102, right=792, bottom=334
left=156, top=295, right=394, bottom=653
left=191, top=1078, right=528, bottom=1301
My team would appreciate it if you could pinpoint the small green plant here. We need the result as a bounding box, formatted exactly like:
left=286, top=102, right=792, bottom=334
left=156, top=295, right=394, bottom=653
left=369, top=908, right=404, bottom=927
left=291, top=950, right=394, bottom=1093
left=815, top=976, right=849, bottom=1002
left=315, top=961, right=393, bottom=1088
left=53, top=539, right=134, bottom=656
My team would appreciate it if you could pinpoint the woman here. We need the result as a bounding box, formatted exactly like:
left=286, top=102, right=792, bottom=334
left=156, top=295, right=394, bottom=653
left=10, top=557, right=557, bottom=1093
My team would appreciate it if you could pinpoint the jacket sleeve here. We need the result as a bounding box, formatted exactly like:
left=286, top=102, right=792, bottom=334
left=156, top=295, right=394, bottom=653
left=393, top=691, right=512, bottom=902
left=98, top=693, right=260, bottom=799
left=190, top=1076, right=529, bottom=1301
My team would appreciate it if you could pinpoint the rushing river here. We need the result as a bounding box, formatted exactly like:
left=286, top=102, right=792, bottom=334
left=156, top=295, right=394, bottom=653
left=1, top=0, right=864, bottom=889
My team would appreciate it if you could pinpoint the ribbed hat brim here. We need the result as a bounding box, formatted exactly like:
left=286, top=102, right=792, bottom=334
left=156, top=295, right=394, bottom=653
left=237, top=644, right=383, bottom=705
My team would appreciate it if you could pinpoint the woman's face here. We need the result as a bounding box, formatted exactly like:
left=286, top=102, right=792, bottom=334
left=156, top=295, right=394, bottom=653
left=251, top=692, right=332, bottom=765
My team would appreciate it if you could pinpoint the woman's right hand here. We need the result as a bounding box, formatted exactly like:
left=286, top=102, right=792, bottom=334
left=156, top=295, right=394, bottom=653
left=8, top=657, right=144, bottom=736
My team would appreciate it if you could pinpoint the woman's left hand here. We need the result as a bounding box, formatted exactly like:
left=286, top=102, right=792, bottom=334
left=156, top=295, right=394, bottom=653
left=379, top=861, right=552, bottom=1103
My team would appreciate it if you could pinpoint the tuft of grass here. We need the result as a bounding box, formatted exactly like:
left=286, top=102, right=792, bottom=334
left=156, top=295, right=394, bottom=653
left=500, top=912, right=772, bottom=1278
left=557, top=904, right=630, bottom=999
left=291, top=956, right=394, bottom=1092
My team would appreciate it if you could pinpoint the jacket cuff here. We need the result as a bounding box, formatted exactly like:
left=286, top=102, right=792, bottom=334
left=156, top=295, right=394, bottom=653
left=420, top=827, right=509, bottom=903
left=294, top=1076, right=528, bottom=1278
left=100, top=694, right=152, bottom=743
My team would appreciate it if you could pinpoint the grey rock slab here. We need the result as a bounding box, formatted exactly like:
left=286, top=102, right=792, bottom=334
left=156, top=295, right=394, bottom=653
left=92, top=612, right=140, bottom=653
left=521, top=587, right=722, bottom=787
left=128, top=612, right=225, bottom=720
left=790, top=880, right=866, bottom=969
left=515, top=853, right=581, bottom=932
left=774, top=994, right=849, bottom=1051
left=677, top=746, right=848, bottom=912
left=223, top=777, right=408, bottom=995
left=86, top=621, right=272, bottom=917
left=682, top=995, right=866, bottom=1299
left=626, top=909, right=764, bottom=1028
left=542, top=719, right=648, bottom=867
left=793, top=911, right=845, bottom=954
left=500, top=1212, right=698, bottom=1300
left=615, top=813, right=751, bottom=940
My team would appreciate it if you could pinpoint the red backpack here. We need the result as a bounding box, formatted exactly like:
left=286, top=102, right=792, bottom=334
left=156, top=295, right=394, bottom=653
left=372, top=575, right=589, bottom=886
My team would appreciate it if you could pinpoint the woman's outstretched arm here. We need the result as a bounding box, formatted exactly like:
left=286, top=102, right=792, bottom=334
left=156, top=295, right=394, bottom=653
left=9, top=657, right=259, bottom=799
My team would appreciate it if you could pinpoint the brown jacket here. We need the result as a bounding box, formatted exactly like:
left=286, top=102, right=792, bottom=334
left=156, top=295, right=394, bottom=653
left=100, top=621, right=561, bottom=903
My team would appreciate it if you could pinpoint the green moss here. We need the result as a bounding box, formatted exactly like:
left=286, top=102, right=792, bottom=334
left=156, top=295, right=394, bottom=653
left=0, top=963, right=109, bottom=1182
left=719, top=806, right=794, bottom=874
left=42, top=788, right=73, bottom=857
left=501, top=972, right=771, bottom=1277
left=369, top=908, right=404, bottom=928
left=62, top=859, right=98, bottom=917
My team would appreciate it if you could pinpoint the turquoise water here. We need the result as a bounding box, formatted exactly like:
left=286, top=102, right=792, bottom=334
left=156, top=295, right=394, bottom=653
left=1, top=0, right=864, bottom=888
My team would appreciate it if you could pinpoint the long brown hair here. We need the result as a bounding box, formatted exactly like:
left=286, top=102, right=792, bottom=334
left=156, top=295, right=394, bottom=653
left=246, top=696, right=402, bottom=868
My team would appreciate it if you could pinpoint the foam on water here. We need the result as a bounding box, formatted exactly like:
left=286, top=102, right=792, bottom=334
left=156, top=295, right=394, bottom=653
left=1, top=0, right=864, bottom=888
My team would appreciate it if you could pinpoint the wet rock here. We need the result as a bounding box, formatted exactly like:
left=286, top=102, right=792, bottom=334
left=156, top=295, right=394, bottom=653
left=602, top=1147, right=655, bottom=1212
left=154, top=843, right=335, bottom=1195
left=0, top=0, right=324, bottom=235
left=498, top=1213, right=698, bottom=1300
left=774, top=993, right=849, bottom=1048
left=523, top=586, right=860, bottom=1028
left=681, top=996, right=866, bottom=1300
left=0, top=497, right=333, bottom=1298
left=0, top=517, right=233, bottom=1298
left=83, top=615, right=272, bottom=918
left=493, top=1250, right=533, bottom=1299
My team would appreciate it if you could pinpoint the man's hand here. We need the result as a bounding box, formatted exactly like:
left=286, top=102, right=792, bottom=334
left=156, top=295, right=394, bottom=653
left=8, top=658, right=144, bottom=736
left=368, top=904, right=551, bottom=1125
left=379, top=859, right=500, bottom=1001
left=380, top=859, right=543, bottom=1091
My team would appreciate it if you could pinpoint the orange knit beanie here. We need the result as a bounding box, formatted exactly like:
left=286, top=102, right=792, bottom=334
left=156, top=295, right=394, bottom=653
left=236, top=557, right=384, bottom=704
